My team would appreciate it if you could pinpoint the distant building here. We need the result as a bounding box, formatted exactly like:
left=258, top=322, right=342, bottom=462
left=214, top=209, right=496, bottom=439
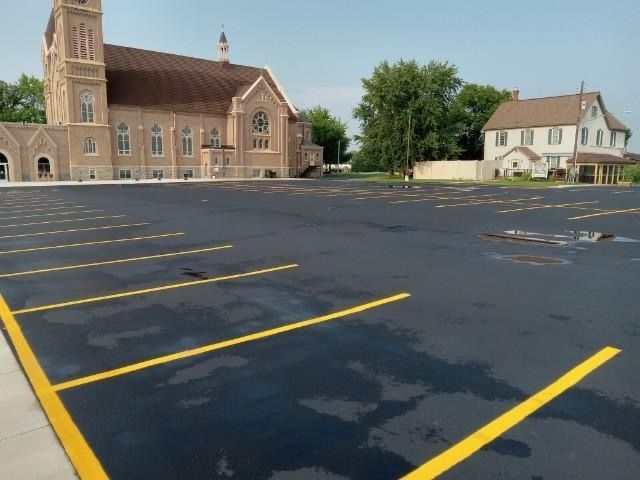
left=483, top=89, right=632, bottom=184
left=0, top=0, right=322, bottom=183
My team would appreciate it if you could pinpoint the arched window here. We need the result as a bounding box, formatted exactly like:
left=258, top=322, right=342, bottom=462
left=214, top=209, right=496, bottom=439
left=182, top=127, right=193, bottom=156
left=72, top=24, right=96, bottom=61
left=83, top=137, right=97, bottom=155
left=580, top=127, right=589, bottom=146
left=210, top=128, right=221, bottom=148
left=151, top=124, right=163, bottom=156
left=37, top=158, right=51, bottom=174
left=596, top=129, right=604, bottom=146
left=117, top=122, right=131, bottom=155
left=252, top=112, right=270, bottom=134
left=80, top=90, right=95, bottom=123
left=252, top=112, right=270, bottom=150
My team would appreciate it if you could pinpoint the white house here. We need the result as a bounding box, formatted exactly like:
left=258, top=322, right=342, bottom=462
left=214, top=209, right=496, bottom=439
left=483, top=90, right=632, bottom=184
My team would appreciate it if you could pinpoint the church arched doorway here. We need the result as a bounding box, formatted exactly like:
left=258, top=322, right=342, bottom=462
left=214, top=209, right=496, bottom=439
left=0, top=152, right=9, bottom=182
left=37, top=157, right=52, bottom=180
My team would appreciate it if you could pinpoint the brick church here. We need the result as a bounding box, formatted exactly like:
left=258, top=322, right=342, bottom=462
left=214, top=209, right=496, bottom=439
left=0, top=0, right=323, bottom=183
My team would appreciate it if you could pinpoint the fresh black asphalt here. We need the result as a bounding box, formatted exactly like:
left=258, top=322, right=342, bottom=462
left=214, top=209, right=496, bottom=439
left=1, top=180, right=639, bottom=479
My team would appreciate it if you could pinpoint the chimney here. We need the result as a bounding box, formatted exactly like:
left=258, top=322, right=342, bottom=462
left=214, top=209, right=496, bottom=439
left=512, top=87, right=520, bottom=101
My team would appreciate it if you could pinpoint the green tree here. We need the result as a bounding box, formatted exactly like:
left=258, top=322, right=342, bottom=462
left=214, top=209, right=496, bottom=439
left=351, top=149, right=383, bottom=172
left=0, top=74, right=46, bottom=124
left=354, top=60, right=463, bottom=175
left=301, top=107, right=350, bottom=168
left=625, top=128, right=633, bottom=148
left=450, top=84, right=511, bottom=159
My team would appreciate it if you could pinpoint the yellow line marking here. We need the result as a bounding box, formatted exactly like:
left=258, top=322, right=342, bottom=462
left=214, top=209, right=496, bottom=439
left=0, top=215, right=127, bottom=229
left=568, top=207, right=640, bottom=220
left=0, top=232, right=184, bottom=256
left=0, top=222, right=151, bottom=240
left=435, top=197, right=543, bottom=208
left=389, top=194, right=500, bottom=205
left=498, top=201, right=599, bottom=213
left=0, top=295, right=108, bottom=479
left=0, top=205, right=87, bottom=215
left=14, top=263, right=299, bottom=315
left=0, top=209, right=104, bottom=221
left=0, top=200, right=69, bottom=209
left=0, top=245, right=233, bottom=279
left=52, top=292, right=411, bottom=391
left=400, top=346, right=621, bottom=480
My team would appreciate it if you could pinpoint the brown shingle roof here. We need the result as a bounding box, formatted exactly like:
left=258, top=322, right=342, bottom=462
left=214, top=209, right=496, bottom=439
left=569, top=153, right=635, bottom=165
left=624, top=152, right=640, bottom=163
left=503, top=146, right=542, bottom=161
left=104, top=44, right=296, bottom=119
left=483, top=92, right=627, bottom=132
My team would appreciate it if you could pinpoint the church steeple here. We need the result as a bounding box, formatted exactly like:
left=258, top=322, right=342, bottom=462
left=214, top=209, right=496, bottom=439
left=217, top=26, right=229, bottom=62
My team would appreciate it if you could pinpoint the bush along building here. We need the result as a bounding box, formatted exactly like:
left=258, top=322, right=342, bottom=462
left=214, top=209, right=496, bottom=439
left=0, top=0, right=323, bottom=183
left=483, top=89, right=632, bottom=184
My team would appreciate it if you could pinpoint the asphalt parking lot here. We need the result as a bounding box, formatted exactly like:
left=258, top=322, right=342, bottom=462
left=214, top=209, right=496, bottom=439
left=1, top=179, right=639, bottom=479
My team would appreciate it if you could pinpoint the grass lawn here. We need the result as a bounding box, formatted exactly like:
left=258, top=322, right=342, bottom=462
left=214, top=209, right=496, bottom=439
left=328, top=172, right=561, bottom=187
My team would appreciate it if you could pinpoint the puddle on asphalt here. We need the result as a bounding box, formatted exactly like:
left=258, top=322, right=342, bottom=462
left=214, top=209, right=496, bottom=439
left=487, top=253, right=570, bottom=266
left=180, top=268, right=209, bottom=280
left=480, top=230, right=640, bottom=246
left=478, top=234, right=565, bottom=246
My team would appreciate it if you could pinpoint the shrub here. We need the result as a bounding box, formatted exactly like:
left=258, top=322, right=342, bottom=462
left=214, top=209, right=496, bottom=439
left=624, top=165, right=640, bottom=183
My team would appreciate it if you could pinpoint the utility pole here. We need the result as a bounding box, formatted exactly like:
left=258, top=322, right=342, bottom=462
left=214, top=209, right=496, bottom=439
left=337, top=139, right=341, bottom=175
left=406, top=110, right=411, bottom=182
left=571, top=81, right=585, bottom=184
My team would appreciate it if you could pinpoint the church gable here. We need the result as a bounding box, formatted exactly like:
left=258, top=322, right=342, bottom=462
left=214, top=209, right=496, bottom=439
left=0, top=124, right=21, bottom=158
left=242, top=77, right=281, bottom=108
left=28, top=127, right=59, bottom=160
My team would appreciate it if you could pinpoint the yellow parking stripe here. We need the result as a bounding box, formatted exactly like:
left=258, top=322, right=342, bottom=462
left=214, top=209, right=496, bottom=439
left=0, top=222, right=151, bottom=240
left=0, top=232, right=184, bottom=256
left=401, top=346, right=621, bottom=480
left=498, top=201, right=600, bottom=213
left=0, top=200, right=70, bottom=209
left=435, top=197, right=543, bottom=208
left=0, top=209, right=104, bottom=221
left=13, top=263, right=298, bottom=315
left=0, top=215, right=126, bottom=229
left=51, top=292, right=411, bottom=391
left=0, top=295, right=108, bottom=479
left=568, top=207, right=640, bottom=220
left=0, top=205, right=88, bottom=215
left=0, top=245, right=233, bottom=279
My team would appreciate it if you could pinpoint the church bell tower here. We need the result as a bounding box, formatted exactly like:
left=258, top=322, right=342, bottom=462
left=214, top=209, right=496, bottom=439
left=217, top=27, right=230, bottom=63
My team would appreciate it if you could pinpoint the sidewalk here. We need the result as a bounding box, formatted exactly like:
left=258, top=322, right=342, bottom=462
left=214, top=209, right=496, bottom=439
left=0, top=333, right=76, bottom=479
left=0, top=177, right=313, bottom=188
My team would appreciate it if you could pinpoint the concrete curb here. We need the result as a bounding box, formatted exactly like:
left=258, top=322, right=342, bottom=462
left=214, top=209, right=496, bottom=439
left=0, top=333, right=77, bottom=479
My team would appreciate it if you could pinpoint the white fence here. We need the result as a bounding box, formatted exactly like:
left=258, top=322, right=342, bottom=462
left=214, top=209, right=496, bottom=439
left=413, top=160, right=501, bottom=181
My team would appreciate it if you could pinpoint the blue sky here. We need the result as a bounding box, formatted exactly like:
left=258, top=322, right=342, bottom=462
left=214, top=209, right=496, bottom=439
left=2, top=0, right=639, bottom=150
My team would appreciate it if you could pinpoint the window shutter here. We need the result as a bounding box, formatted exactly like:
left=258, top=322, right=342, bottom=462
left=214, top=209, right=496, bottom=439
left=558, top=129, right=563, bottom=144
left=530, top=130, right=534, bottom=144
left=548, top=129, right=552, bottom=144
left=521, top=130, right=524, bottom=145
left=495, top=132, right=499, bottom=146
left=505, top=132, right=508, bottom=145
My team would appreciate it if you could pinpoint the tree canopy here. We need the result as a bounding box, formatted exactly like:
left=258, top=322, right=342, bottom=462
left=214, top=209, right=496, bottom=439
left=0, top=74, right=46, bottom=124
left=353, top=60, right=509, bottom=172
left=301, top=106, right=350, bottom=165
left=450, top=84, right=511, bottom=159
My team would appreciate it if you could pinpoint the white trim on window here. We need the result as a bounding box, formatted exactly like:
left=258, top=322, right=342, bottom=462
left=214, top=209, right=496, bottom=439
left=151, top=124, right=163, bottom=157
left=117, top=122, right=131, bottom=156
left=83, top=137, right=97, bottom=155
left=80, top=90, right=95, bottom=123
left=181, top=127, right=193, bottom=156
left=119, top=169, right=132, bottom=180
